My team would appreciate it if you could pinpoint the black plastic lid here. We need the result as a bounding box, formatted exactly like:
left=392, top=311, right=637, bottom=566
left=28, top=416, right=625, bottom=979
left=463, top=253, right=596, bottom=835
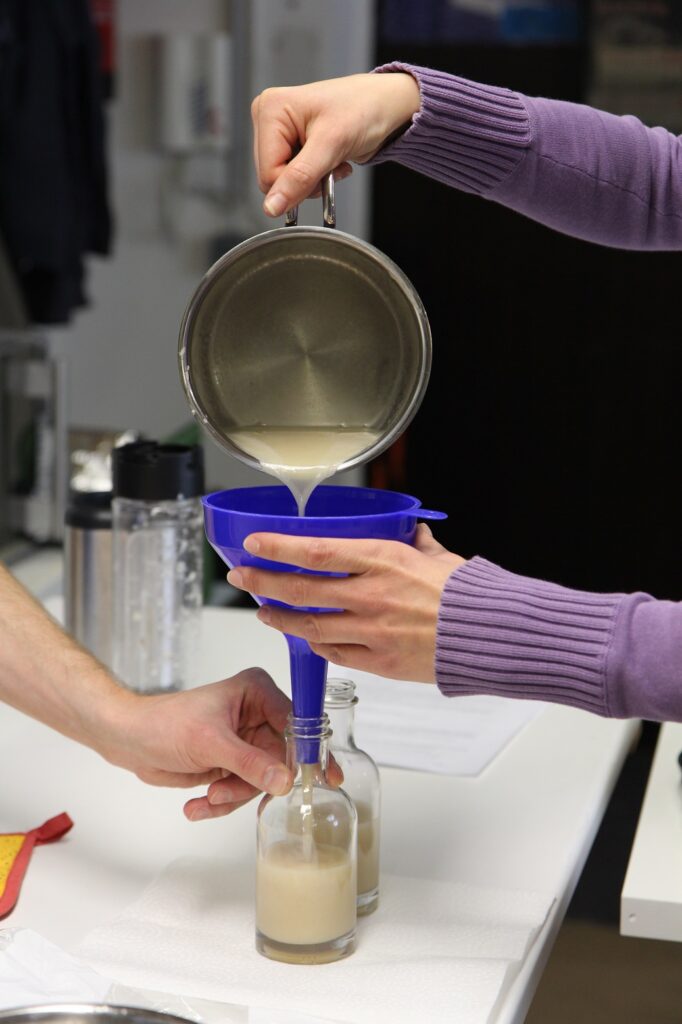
left=112, top=442, right=204, bottom=501
left=64, top=489, right=113, bottom=530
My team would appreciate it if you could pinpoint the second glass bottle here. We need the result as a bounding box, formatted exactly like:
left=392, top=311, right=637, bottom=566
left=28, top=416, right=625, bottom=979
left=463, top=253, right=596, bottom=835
left=325, top=677, right=381, bottom=916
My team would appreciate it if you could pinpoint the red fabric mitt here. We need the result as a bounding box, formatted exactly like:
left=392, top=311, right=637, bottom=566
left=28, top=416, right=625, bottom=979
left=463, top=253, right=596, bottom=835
left=0, top=813, right=74, bottom=918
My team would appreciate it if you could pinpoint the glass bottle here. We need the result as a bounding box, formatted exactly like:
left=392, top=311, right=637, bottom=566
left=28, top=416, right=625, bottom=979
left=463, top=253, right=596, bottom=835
left=325, top=678, right=381, bottom=916
left=256, top=714, right=357, bottom=964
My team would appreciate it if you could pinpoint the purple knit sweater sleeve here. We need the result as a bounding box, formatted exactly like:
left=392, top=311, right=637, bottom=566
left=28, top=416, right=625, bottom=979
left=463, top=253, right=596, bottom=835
left=437, top=558, right=682, bottom=722
left=370, top=63, right=682, bottom=250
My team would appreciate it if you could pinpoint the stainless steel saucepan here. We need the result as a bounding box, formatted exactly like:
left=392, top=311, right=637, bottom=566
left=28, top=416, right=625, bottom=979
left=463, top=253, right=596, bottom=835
left=178, top=175, right=431, bottom=473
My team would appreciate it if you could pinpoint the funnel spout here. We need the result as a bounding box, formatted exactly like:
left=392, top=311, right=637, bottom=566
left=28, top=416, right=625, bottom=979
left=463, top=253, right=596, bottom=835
left=287, top=635, right=328, bottom=763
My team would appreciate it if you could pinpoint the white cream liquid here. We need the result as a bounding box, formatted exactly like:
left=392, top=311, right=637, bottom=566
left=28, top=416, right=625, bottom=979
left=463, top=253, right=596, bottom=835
left=355, top=801, right=380, bottom=898
left=228, top=427, right=379, bottom=515
left=256, top=840, right=356, bottom=947
left=307, top=793, right=379, bottom=900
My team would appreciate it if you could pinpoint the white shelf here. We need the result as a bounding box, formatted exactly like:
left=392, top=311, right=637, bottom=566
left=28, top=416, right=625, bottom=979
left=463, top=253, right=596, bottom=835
left=621, top=722, right=682, bottom=942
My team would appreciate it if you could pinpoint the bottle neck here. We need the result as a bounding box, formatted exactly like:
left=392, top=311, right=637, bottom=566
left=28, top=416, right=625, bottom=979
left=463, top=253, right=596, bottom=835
left=285, top=714, right=331, bottom=774
left=325, top=703, right=356, bottom=750
left=324, top=678, right=358, bottom=750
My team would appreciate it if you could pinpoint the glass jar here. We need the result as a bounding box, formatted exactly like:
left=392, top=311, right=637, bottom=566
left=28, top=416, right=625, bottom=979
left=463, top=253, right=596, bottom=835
left=256, top=714, right=357, bottom=964
left=112, top=442, right=204, bottom=693
left=325, top=678, right=381, bottom=916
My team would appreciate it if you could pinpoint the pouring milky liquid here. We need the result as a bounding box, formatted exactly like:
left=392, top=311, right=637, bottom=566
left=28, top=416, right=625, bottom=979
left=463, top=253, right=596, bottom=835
left=227, top=426, right=379, bottom=516
left=231, top=425, right=376, bottom=960
left=228, top=423, right=372, bottom=958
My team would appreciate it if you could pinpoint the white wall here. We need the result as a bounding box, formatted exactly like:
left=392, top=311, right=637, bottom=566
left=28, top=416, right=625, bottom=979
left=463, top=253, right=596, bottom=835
left=57, top=0, right=374, bottom=490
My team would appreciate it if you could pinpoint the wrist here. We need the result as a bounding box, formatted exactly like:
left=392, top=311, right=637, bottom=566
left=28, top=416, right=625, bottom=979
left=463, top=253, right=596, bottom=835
left=378, top=71, right=421, bottom=141
left=66, top=651, right=141, bottom=767
left=363, top=70, right=420, bottom=158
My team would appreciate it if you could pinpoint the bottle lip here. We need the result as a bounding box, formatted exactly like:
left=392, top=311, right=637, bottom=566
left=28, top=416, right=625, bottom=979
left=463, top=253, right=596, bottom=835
left=324, top=677, right=358, bottom=708
left=285, top=712, right=331, bottom=740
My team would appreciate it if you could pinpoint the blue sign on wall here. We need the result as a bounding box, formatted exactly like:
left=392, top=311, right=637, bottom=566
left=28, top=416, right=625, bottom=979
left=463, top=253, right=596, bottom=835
left=381, top=1, right=582, bottom=46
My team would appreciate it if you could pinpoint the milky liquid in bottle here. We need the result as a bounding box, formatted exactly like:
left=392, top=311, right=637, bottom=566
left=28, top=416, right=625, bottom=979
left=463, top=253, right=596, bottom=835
left=355, top=801, right=380, bottom=899
left=256, top=723, right=357, bottom=965
left=256, top=841, right=356, bottom=950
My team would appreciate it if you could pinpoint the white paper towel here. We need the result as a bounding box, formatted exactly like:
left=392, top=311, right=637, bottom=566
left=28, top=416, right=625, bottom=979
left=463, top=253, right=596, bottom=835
left=0, top=928, right=320, bottom=1024
left=0, top=929, right=110, bottom=1010
left=77, top=857, right=554, bottom=1024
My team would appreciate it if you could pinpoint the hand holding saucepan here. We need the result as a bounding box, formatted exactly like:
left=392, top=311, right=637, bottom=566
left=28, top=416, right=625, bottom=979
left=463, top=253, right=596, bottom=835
left=251, top=72, right=421, bottom=216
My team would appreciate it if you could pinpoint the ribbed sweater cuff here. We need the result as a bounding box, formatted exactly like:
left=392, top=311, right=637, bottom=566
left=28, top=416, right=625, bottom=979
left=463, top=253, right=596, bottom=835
left=369, top=63, right=531, bottom=195
left=437, top=558, right=624, bottom=716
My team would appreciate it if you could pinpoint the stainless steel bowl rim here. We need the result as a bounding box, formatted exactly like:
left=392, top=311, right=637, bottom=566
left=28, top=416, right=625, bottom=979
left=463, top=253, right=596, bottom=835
left=0, top=1005, right=194, bottom=1024
left=178, top=223, right=432, bottom=474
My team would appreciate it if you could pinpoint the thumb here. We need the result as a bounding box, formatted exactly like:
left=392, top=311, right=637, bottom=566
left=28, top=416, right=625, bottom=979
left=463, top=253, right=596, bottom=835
left=414, top=522, right=448, bottom=556
left=215, top=731, right=292, bottom=797
left=264, top=134, right=344, bottom=217
left=242, top=667, right=292, bottom=733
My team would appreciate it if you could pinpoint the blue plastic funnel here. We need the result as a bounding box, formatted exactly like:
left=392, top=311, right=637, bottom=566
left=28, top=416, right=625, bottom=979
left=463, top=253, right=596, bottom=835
left=203, top=485, right=446, bottom=761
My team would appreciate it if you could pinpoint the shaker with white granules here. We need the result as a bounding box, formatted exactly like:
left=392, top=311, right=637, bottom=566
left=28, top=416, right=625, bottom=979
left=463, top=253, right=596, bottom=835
left=111, top=442, right=204, bottom=694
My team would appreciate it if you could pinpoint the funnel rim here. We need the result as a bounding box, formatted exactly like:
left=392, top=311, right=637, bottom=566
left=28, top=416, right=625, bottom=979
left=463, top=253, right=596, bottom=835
left=201, top=484, right=430, bottom=522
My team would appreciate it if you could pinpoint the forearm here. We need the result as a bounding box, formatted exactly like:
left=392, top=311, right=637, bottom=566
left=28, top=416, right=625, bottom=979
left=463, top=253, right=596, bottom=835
left=371, top=63, right=682, bottom=251
left=436, top=557, right=682, bottom=722
left=0, top=561, right=132, bottom=753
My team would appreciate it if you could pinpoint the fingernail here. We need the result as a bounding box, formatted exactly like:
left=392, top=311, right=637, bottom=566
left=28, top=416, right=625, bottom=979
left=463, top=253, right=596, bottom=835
left=244, top=535, right=260, bottom=554
left=227, top=568, right=243, bottom=587
left=257, top=606, right=272, bottom=624
left=189, top=805, right=211, bottom=821
left=264, top=192, right=286, bottom=216
left=264, top=766, right=291, bottom=795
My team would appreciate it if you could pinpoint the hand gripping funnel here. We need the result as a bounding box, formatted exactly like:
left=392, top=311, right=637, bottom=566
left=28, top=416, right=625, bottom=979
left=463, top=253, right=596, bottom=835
left=203, top=485, right=446, bottom=762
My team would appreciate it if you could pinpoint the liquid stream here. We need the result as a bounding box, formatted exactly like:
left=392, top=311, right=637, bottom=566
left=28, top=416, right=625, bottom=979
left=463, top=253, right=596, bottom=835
left=228, top=426, right=379, bottom=515
left=233, top=428, right=381, bottom=946
left=295, top=763, right=379, bottom=892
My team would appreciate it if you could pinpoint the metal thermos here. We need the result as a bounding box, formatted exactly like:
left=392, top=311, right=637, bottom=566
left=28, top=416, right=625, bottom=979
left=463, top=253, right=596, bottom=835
left=64, top=490, right=113, bottom=667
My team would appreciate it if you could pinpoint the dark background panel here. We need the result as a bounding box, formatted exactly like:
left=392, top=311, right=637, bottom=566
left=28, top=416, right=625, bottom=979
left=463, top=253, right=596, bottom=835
left=371, top=35, right=682, bottom=600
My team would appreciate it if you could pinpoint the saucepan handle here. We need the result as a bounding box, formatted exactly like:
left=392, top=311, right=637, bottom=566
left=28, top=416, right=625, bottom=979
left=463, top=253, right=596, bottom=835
left=285, top=173, right=336, bottom=229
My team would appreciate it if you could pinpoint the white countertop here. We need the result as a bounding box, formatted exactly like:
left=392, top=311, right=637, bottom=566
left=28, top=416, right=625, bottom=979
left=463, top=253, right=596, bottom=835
left=0, top=598, right=640, bottom=1023
left=621, top=722, right=682, bottom=942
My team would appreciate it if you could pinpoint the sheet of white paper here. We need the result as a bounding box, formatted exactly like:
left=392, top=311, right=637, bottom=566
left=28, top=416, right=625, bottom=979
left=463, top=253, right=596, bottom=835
left=328, top=666, right=547, bottom=777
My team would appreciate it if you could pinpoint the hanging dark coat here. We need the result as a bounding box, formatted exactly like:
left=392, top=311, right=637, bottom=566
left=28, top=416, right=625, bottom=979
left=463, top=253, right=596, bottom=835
left=0, top=0, right=111, bottom=324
